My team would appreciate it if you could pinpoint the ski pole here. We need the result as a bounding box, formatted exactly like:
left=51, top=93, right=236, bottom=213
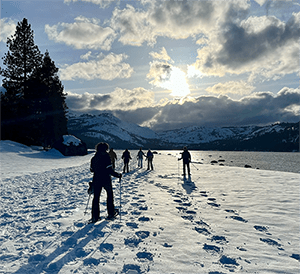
left=191, top=162, right=199, bottom=171
left=84, top=193, right=91, bottom=215
left=119, top=177, right=122, bottom=221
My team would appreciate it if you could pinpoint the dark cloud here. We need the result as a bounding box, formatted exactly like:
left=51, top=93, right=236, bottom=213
left=67, top=87, right=299, bottom=131
left=146, top=87, right=300, bottom=131
left=217, top=13, right=300, bottom=69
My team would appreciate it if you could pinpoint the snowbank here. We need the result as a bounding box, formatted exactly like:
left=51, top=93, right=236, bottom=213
left=0, top=141, right=299, bottom=273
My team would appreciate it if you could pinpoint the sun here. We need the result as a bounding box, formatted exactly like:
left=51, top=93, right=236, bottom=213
left=161, top=67, right=191, bottom=97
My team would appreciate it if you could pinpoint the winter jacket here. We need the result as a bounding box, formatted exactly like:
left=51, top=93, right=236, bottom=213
left=91, top=152, right=119, bottom=185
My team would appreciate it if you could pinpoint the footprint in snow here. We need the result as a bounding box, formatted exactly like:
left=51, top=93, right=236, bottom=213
left=210, top=235, right=228, bottom=244
left=203, top=243, right=222, bottom=254
left=229, top=215, right=248, bottom=223
left=219, top=255, right=239, bottom=266
left=254, top=225, right=269, bottom=233
left=207, top=202, right=221, bottom=208
left=136, top=251, right=154, bottom=261
left=131, top=210, right=142, bottom=216
left=291, top=254, right=300, bottom=262
left=195, top=227, right=211, bottom=235
left=99, top=243, right=114, bottom=253
left=260, top=238, right=283, bottom=249
left=124, top=236, right=142, bottom=248
left=181, top=215, right=194, bottom=221
left=83, top=258, right=100, bottom=266
left=126, top=222, right=139, bottom=229
left=122, top=264, right=141, bottom=274
left=138, top=216, right=150, bottom=222
left=135, top=231, right=150, bottom=239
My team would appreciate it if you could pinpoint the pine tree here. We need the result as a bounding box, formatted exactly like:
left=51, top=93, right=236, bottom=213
left=30, top=51, right=68, bottom=147
left=0, top=18, right=43, bottom=144
left=1, top=18, right=68, bottom=147
left=1, top=18, right=43, bottom=96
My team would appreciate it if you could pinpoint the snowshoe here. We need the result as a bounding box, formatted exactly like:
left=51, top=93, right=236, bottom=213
left=106, top=209, right=119, bottom=220
left=88, top=217, right=101, bottom=224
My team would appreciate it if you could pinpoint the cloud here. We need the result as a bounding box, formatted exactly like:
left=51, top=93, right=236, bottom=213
left=64, top=0, right=115, bottom=8
left=147, top=61, right=190, bottom=97
left=206, top=81, right=255, bottom=96
left=66, top=87, right=155, bottom=111
left=60, top=52, right=134, bottom=81
left=147, top=60, right=172, bottom=86
left=193, top=11, right=300, bottom=80
left=80, top=51, right=92, bottom=60
left=110, top=4, right=155, bottom=46
left=45, top=16, right=116, bottom=50
left=0, top=18, right=16, bottom=43
left=149, top=47, right=173, bottom=62
left=67, top=86, right=300, bottom=131
left=143, top=87, right=300, bottom=131
left=110, top=0, right=226, bottom=46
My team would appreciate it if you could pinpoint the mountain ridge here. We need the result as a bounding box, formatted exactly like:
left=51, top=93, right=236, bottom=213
left=67, top=112, right=299, bottom=152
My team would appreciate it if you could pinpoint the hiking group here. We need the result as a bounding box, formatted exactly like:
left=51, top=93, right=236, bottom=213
left=88, top=143, right=156, bottom=223
left=136, top=147, right=154, bottom=171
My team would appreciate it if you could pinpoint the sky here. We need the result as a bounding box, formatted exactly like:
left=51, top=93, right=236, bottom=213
left=0, top=0, right=300, bottom=131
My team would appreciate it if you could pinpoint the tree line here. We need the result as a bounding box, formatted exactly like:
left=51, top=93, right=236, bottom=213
left=1, top=18, right=68, bottom=148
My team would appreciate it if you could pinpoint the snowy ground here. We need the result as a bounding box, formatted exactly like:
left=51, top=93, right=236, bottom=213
left=0, top=141, right=299, bottom=274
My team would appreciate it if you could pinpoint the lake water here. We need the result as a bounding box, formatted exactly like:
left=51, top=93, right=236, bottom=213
left=161, top=150, right=300, bottom=174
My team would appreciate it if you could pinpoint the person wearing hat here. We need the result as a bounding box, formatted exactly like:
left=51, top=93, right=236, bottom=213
left=178, top=146, right=191, bottom=176
left=90, top=142, right=122, bottom=222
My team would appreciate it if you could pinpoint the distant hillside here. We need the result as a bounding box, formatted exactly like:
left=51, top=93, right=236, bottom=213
left=67, top=112, right=299, bottom=152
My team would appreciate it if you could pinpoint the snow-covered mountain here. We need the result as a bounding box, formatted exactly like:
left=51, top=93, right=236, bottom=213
left=68, top=112, right=159, bottom=149
left=68, top=112, right=299, bottom=151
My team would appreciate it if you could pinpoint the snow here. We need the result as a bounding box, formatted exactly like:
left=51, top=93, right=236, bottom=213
left=0, top=141, right=299, bottom=273
left=62, top=135, right=82, bottom=146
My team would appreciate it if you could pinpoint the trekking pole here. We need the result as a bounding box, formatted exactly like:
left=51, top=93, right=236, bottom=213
left=191, top=162, right=199, bottom=171
left=84, top=193, right=91, bottom=215
left=119, top=177, right=122, bottom=221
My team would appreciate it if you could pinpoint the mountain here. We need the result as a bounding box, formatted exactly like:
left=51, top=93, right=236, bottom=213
left=67, top=112, right=160, bottom=149
left=67, top=112, right=299, bottom=152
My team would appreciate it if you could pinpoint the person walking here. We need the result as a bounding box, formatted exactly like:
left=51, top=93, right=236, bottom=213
left=108, top=148, right=117, bottom=170
left=146, top=149, right=154, bottom=170
left=137, top=147, right=145, bottom=168
left=178, top=146, right=191, bottom=176
left=90, top=142, right=122, bottom=223
left=121, top=148, right=132, bottom=173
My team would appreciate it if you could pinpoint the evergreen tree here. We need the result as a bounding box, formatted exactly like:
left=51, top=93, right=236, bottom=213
left=1, top=18, right=68, bottom=147
left=1, top=18, right=43, bottom=144
left=29, top=51, right=68, bottom=147
left=1, top=18, right=43, bottom=96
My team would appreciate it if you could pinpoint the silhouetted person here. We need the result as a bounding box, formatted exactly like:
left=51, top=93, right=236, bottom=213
left=90, top=142, right=122, bottom=223
left=137, top=147, right=145, bottom=168
left=146, top=149, right=154, bottom=170
left=178, top=146, right=191, bottom=176
left=108, top=148, right=117, bottom=170
left=122, top=149, right=132, bottom=173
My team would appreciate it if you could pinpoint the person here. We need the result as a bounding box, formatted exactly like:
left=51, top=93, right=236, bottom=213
left=121, top=149, right=132, bottom=173
left=108, top=148, right=117, bottom=170
left=137, top=147, right=145, bottom=168
left=146, top=149, right=154, bottom=170
left=90, top=142, right=122, bottom=223
left=178, top=146, right=191, bottom=176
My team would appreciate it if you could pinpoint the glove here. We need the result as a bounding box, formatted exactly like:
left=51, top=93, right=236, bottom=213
left=88, top=181, right=94, bottom=194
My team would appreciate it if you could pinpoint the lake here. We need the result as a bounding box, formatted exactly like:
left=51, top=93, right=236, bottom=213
left=161, top=150, right=300, bottom=174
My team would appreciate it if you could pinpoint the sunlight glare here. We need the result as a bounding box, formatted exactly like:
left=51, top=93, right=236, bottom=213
left=161, top=67, right=190, bottom=97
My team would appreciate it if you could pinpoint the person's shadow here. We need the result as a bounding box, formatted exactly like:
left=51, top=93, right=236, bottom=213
left=182, top=175, right=197, bottom=194
left=13, top=220, right=112, bottom=274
